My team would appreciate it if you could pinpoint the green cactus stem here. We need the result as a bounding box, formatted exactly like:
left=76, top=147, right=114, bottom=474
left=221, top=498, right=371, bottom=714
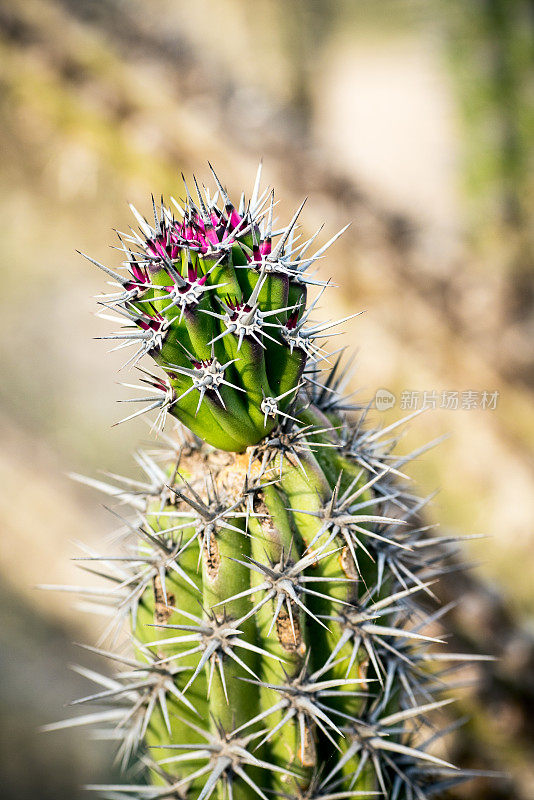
left=43, top=166, right=495, bottom=799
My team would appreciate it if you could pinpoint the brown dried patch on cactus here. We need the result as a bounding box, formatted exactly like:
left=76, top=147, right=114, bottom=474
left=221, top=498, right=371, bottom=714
left=298, top=724, right=317, bottom=768
left=152, top=575, right=175, bottom=624
left=254, top=494, right=277, bottom=538
left=217, top=450, right=261, bottom=505
left=203, top=533, right=221, bottom=579
left=276, top=603, right=306, bottom=654
left=340, top=544, right=359, bottom=581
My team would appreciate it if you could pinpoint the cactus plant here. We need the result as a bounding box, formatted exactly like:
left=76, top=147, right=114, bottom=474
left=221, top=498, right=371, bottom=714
left=45, top=166, right=489, bottom=799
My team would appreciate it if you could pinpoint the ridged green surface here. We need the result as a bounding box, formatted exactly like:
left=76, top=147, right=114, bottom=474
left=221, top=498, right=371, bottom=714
left=44, top=168, right=488, bottom=799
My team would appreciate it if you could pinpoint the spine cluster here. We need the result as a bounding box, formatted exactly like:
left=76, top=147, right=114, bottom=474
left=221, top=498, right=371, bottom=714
left=45, top=168, right=488, bottom=799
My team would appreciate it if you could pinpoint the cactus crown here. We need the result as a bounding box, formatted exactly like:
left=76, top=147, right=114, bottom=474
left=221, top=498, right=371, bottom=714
left=89, top=164, right=349, bottom=451
left=44, top=167, right=492, bottom=800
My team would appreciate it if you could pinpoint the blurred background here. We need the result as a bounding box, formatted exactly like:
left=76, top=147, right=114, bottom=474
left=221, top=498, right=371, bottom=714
left=1, top=0, right=533, bottom=797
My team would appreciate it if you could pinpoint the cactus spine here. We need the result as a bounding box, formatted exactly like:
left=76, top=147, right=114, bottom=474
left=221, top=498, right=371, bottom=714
left=45, top=166, right=486, bottom=799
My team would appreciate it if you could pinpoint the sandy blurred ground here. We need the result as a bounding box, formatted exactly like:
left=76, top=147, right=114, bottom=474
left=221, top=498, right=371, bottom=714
left=1, top=0, right=533, bottom=797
